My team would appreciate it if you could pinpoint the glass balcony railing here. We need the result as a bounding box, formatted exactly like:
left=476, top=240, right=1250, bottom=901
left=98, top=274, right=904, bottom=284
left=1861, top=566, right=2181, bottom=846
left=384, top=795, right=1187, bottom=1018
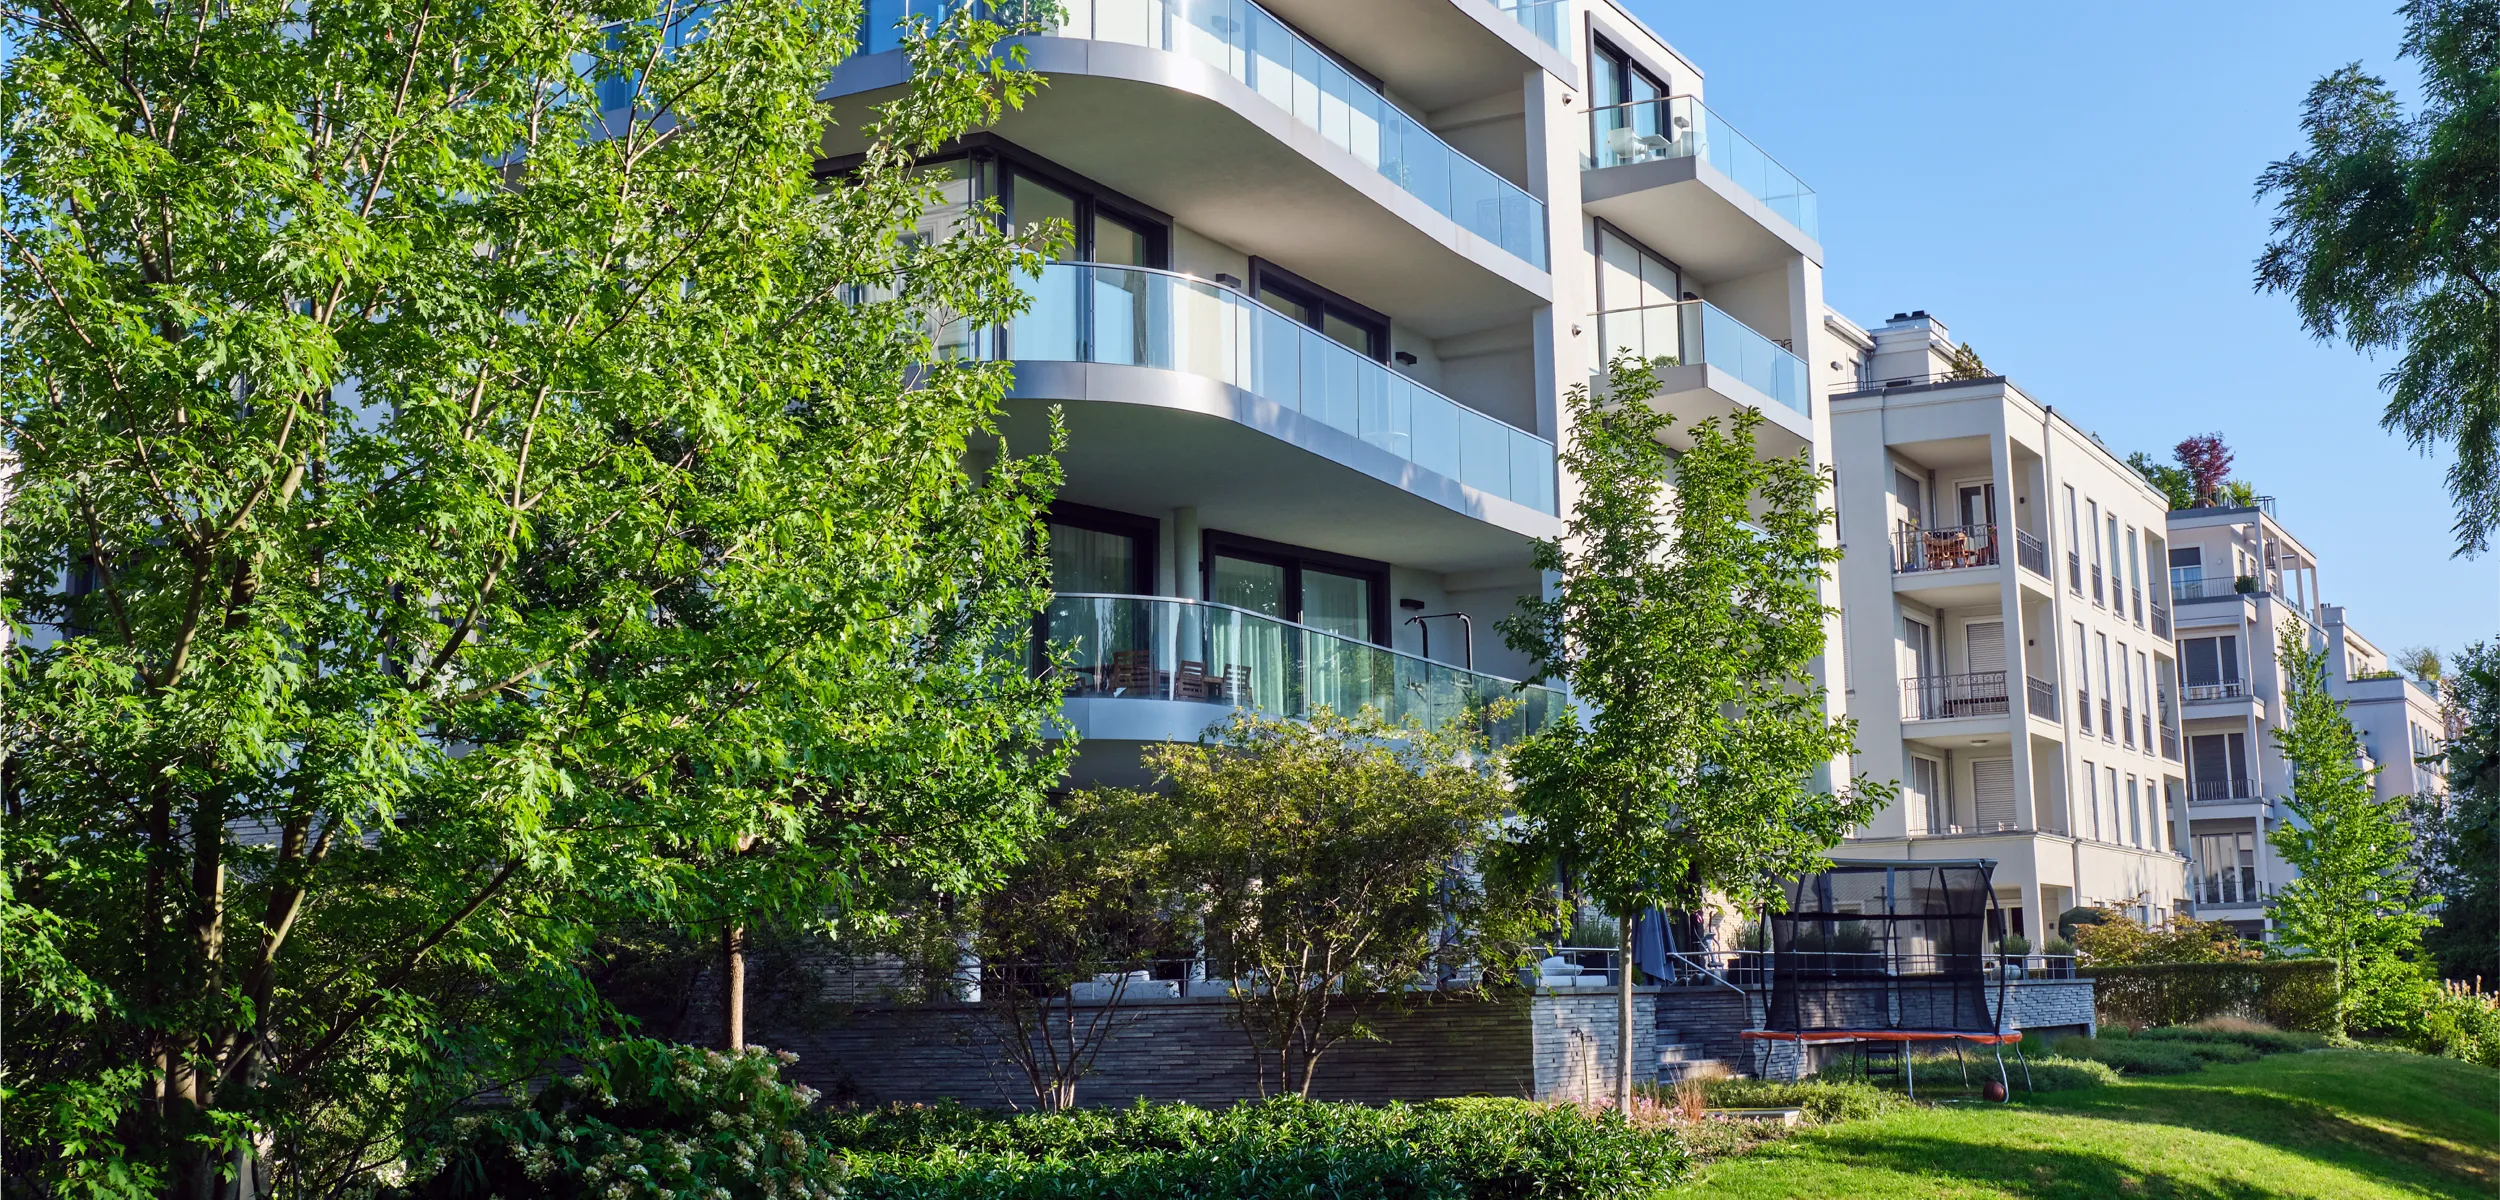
left=1583, top=96, right=1819, bottom=241
left=860, top=0, right=1549, bottom=268
left=1041, top=592, right=1567, bottom=747
left=1592, top=299, right=1809, bottom=416
left=962, top=262, right=1557, bottom=513
left=1493, top=0, right=1570, bottom=59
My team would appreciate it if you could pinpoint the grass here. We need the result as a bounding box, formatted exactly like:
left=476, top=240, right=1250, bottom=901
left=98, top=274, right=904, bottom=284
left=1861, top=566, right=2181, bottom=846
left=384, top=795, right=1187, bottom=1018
left=1674, top=1049, right=2499, bottom=1199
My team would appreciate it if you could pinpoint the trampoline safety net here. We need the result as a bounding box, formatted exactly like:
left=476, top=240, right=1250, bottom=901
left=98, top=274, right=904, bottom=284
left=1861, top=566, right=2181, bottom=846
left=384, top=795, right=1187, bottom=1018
left=1760, top=860, right=2003, bottom=1035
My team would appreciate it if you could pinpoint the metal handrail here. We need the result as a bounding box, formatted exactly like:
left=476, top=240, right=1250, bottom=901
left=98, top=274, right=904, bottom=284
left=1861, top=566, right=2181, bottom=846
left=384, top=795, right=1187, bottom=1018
left=1894, top=521, right=2000, bottom=573
left=2016, top=529, right=2048, bottom=576
left=2183, top=681, right=2249, bottom=702
left=1904, top=671, right=2010, bottom=720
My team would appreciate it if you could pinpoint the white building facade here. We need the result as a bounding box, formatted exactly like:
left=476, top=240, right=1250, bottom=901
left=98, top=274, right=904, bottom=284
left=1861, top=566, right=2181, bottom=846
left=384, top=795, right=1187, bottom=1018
left=822, top=0, right=1833, bottom=793
left=1828, top=313, right=2191, bottom=940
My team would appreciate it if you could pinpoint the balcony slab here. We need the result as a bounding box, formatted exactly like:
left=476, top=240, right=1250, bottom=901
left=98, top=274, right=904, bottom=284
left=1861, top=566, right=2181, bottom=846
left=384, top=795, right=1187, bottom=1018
left=1580, top=154, right=1821, bottom=280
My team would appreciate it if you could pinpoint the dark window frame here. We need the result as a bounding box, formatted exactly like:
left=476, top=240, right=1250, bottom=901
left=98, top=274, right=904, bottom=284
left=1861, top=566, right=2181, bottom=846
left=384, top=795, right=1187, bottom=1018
left=1588, top=35, right=1668, bottom=107
left=813, top=133, right=1171, bottom=267
left=1246, top=257, right=1390, bottom=362
left=1201, top=528, right=1391, bottom=645
left=1046, top=501, right=1159, bottom=595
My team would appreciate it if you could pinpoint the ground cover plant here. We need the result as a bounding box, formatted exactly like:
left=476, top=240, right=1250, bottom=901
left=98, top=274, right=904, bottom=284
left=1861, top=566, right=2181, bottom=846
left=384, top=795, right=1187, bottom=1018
left=1675, top=1049, right=2499, bottom=1199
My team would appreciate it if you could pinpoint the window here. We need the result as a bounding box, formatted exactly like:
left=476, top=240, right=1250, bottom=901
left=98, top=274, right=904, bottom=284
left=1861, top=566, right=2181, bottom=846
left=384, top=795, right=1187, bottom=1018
left=2118, top=642, right=2134, bottom=744
left=2075, top=621, right=2092, bottom=733
left=2127, top=527, right=2144, bottom=604
left=2084, top=762, right=2101, bottom=841
left=1592, top=38, right=1667, bottom=108
left=1972, top=759, right=2017, bottom=831
left=2107, top=513, right=2124, bottom=595
left=2138, top=650, right=2153, bottom=741
left=1896, top=469, right=1927, bottom=530
left=1595, top=223, right=1682, bottom=314
left=1250, top=258, right=1387, bottom=360
left=1047, top=504, right=1156, bottom=594
left=2170, top=546, right=2203, bottom=593
left=2181, top=636, right=2242, bottom=687
left=2098, top=632, right=2113, bottom=738
left=1910, top=755, right=1945, bottom=834
left=1001, top=164, right=1168, bottom=267
left=2064, top=485, right=2081, bottom=590
left=2107, top=767, right=2121, bottom=841
left=2194, top=831, right=2259, bottom=905
left=1956, top=481, right=1996, bottom=530
left=1203, top=530, right=1389, bottom=644
left=2190, top=732, right=2249, bottom=800
left=2126, top=776, right=2142, bottom=847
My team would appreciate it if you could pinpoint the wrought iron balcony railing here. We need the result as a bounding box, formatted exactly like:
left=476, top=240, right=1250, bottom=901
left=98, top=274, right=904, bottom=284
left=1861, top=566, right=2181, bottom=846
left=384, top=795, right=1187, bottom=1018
left=1904, top=671, right=2010, bottom=720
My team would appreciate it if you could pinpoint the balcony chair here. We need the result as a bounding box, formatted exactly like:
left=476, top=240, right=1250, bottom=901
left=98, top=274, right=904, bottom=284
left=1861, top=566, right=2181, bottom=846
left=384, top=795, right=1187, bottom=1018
left=1107, top=649, right=1158, bottom=697
left=1174, top=660, right=1211, bottom=702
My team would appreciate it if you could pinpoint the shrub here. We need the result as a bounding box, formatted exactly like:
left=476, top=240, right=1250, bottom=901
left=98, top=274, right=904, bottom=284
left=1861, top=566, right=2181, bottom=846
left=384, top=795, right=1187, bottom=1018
left=814, top=1097, right=1690, bottom=1200
left=2417, top=981, right=2500, bottom=1069
left=2048, top=1035, right=2206, bottom=1076
left=1697, top=1079, right=1890, bottom=1124
left=401, top=1039, right=840, bottom=1200
left=2084, top=960, right=2338, bottom=1031
left=2020, top=1055, right=2121, bottom=1091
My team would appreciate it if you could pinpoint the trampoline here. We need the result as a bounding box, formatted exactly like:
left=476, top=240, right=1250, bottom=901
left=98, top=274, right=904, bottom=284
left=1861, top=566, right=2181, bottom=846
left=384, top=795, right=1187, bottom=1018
left=1743, top=859, right=2031, bottom=1097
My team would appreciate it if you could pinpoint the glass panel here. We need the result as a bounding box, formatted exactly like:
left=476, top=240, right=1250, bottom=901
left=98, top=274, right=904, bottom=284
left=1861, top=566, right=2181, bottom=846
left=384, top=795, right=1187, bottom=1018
left=1210, top=555, right=1287, bottom=616
left=1009, top=262, right=1081, bottom=360
left=1091, top=266, right=1148, bottom=366
left=1459, top=408, right=1508, bottom=499
left=1584, top=94, right=1817, bottom=241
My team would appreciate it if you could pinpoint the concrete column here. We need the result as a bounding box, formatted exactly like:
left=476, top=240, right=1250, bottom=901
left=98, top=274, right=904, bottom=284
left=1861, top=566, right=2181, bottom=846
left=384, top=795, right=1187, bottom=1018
left=1173, top=506, right=1202, bottom=600
left=1994, top=429, right=2036, bottom=834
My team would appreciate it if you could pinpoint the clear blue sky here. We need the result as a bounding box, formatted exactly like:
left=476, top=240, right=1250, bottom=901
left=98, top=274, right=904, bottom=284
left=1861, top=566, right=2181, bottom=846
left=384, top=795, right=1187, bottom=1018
left=1624, top=0, right=2498, bottom=661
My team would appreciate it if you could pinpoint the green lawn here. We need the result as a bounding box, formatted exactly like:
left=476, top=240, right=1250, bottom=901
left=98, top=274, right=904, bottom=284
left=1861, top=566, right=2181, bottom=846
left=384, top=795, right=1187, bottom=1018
left=1677, top=1050, right=2500, bottom=1199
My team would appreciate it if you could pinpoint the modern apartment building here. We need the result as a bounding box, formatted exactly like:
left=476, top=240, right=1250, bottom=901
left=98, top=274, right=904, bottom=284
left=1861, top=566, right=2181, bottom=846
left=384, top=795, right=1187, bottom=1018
left=2322, top=606, right=2451, bottom=808
left=822, top=0, right=1834, bottom=792
left=2164, top=504, right=2447, bottom=934
left=1828, top=312, right=2191, bottom=940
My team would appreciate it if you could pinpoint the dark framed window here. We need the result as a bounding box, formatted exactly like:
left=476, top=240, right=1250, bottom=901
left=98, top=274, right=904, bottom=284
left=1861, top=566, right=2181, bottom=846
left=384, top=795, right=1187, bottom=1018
left=1590, top=37, right=1666, bottom=108
left=998, top=157, right=1167, bottom=267
left=1202, top=530, right=1389, bottom=645
left=1247, top=257, right=1388, bottom=362
left=1046, top=502, right=1158, bottom=595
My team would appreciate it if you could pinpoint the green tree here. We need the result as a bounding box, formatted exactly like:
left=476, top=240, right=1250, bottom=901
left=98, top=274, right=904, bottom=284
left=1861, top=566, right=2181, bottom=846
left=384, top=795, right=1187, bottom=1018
left=1144, top=707, right=1552, bottom=1099
left=2421, top=641, right=2499, bottom=981
left=2125, top=451, right=2196, bottom=511
left=0, top=1, right=1068, bottom=1194
left=1499, top=354, right=1885, bottom=1110
left=2255, top=0, right=2500, bottom=554
left=2265, top=630, right=2440, bottom=1034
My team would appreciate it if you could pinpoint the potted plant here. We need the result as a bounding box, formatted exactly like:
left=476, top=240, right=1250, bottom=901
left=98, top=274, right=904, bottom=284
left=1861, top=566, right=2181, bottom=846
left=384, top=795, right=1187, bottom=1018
left=1996, top=934, right=2031, bottom=979
left=2041, top=936, right=2075, bottom=978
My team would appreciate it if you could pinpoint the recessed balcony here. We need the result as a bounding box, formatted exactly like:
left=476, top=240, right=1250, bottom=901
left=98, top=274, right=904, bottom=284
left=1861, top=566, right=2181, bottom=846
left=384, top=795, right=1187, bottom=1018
left=968, top=262, right=1555, bottom=522
left=1580, top=96, right=1820, bottom=279
left=1042, top=592, right=1565, bottom=747
left=1593, top=299, right=1811, bottom=454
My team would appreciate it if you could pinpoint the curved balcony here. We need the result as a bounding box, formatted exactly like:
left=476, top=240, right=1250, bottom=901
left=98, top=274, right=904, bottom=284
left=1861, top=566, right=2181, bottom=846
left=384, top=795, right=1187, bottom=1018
left=968, top=262, right=1556, bottom=516
left=856, top=0, right=1547, bottom=269
left=1592, top=298, right=1811, bottom=454
left=1042, top=592, right=1566, bottom=747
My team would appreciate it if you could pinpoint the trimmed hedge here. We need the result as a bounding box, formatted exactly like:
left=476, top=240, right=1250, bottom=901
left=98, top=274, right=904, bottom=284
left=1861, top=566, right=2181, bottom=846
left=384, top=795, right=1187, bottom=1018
left=810, top=1097, right=1690, bottom=1200
left=2083, top=960, right=2337, bottom=1031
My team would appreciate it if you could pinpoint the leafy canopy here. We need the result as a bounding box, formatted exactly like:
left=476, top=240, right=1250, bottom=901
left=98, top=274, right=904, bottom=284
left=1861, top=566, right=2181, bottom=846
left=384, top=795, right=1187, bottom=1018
left=0, top=0, right=1068, bottom=1193
left=2264, top=630, right=2440, bottom=1034
left=1142, top=706, right=1554, bottom=1099
left=2255, top=0, right=2500, bottom=554
left=2420, top=641, right=2499, bottom=981
left=1499, top=354, right=1884, bottom=929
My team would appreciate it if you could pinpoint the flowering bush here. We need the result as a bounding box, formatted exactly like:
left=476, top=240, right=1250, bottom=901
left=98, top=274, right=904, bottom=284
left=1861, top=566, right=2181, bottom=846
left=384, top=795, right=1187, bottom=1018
left=2415, top=980, right=2500, bottom=1068
left=402, top=1039, right=840, bottom=1200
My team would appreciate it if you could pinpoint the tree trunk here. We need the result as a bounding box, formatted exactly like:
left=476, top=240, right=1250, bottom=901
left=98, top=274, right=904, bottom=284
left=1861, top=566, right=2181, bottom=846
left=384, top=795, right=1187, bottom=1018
left=1618, top=914, right=1637, bottom=1111
left=720, top=922, right=746, bottom=1051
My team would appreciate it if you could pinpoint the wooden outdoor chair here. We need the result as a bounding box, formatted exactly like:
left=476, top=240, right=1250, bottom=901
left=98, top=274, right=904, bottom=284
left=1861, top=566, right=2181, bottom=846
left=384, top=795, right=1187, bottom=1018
left=1174, top=660, right=1210, bottom=702
left=1107, top=649, right=1154, bottom=696
left=1219, top=664, right=1254, bottom=707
